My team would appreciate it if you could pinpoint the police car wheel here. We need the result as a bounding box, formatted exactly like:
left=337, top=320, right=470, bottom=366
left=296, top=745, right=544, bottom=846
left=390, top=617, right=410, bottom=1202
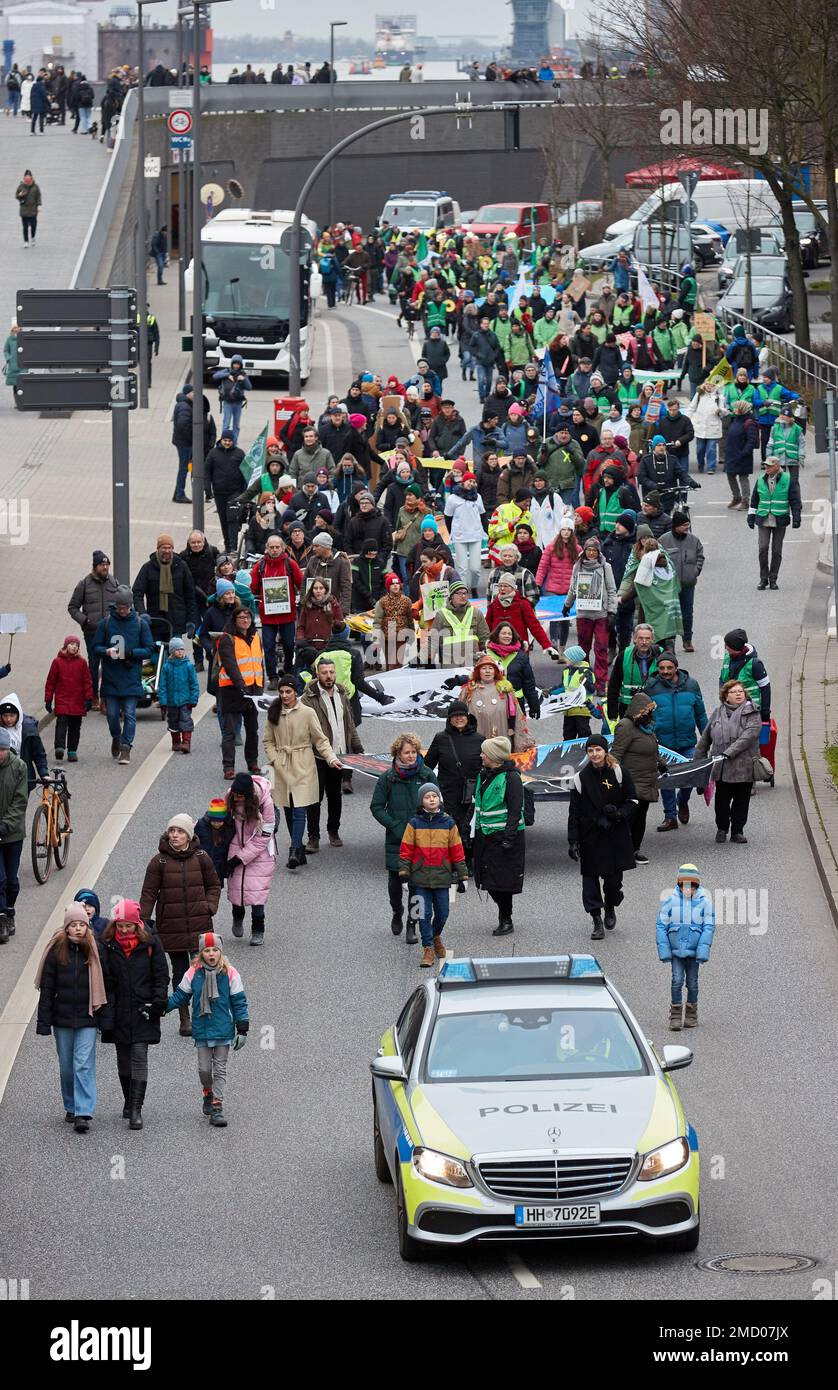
left=657, top=1218, right=700, bottom=1253
left=397, top=1168, right=427, bottom=1262
left=372, top=1096, right=392, bottom=1184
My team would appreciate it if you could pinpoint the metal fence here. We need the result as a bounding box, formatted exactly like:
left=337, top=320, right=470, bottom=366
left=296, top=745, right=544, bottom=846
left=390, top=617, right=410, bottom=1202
left=70, top=88, right=138, bottom=290
left=715, top=305, right=838, bottom=397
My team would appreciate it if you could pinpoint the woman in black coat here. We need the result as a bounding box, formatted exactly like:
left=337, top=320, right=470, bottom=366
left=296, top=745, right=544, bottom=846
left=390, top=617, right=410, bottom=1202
left=568, top=733, right=637, bottom=940
left=472, top=735, right=526, bottom=938
left=97, top=900, right=169, bottom=1130
left=35, top=903, right=108, bottom=1133
left=424, top=701, right=483, bottom=866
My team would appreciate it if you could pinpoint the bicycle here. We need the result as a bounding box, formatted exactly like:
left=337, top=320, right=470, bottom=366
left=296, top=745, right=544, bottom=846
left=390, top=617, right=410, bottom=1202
left=31, top=769, right=73, bottom=884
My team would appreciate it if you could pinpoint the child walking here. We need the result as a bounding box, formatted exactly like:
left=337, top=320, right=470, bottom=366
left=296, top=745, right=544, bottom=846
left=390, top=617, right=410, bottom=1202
left=157, top=636, right=200, bottom=753
left=44, top=634, right=93, bottom=761
left=165, top=930, right=249, bottom=1127
left=656, top=863, right=715, bottom=1030
left=399, top=782, right=467, bottom=969
left=554, top=645, right=596, bottom=740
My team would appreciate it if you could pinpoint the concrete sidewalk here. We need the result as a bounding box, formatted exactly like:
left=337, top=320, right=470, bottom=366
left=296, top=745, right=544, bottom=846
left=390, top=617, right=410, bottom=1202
left=790, top=627, right=838, bottom=929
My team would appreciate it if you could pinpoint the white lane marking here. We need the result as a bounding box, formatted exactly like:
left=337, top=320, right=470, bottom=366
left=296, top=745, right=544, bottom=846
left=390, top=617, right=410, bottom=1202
left=321, top=318, right=335, bottom=398
left=505, top=1253, right=542, bottom=1290
left=0, top=692, right=214, bottom=1106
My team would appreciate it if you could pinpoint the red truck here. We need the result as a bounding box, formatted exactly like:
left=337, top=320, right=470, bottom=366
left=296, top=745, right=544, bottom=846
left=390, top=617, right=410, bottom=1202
left=462, top=201, right=552, bottom=245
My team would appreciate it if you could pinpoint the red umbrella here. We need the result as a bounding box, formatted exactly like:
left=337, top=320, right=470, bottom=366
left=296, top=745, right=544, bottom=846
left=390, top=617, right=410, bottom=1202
left=624, top=159, right=743, bottom=186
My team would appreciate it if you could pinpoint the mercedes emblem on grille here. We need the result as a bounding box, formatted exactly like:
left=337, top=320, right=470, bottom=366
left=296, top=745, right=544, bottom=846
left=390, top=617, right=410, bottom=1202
left=548, top=1127, right=561, bottom=1142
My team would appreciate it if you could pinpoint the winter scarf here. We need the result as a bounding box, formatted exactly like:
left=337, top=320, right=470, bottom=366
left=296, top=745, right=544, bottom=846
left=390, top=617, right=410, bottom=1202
left=199, top=960, right=222, bottom=1015
left=35, top=929, right=107, bottom=1016
left=394, top=758, right=422, bottom=780
left=116, top=928, right=139, bottom=957
left=157, top=557, right=174, bottom=612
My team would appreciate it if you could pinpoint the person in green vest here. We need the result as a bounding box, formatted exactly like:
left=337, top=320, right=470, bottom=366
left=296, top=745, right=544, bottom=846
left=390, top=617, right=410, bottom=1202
left=719, top=628, right=771, bottom=723
left=552, top=643, right=596, bottom=739
left=721, top=367, right=755, bottom=413
left=652, top=315, right=675, bottom=368
left=612, top=292, right=636, bottom=331
left=616, top=365, right=640, bottom=411
left=429, top=580, right=490, bottom=667
left=588, top=310, right=609, bottom=346
left=677, top=263, right=698, bottom=323
left=668, top=308, right=691, bottom=355
left=588, top=464, right=641, bottom=535
left=746, top=455, right=801, bottom=589
left=633, top=538, right=683, bottom=647
left=493, top=305, right=513, bottom=360
left=472, top=734, right=526, bottom=938
left=534, top=304, right=559, bottom=349
left=588, top=371, right=615, bottom=413
left=506, top=320, right=535, bottom=371
left=753, top=368, right=799, bottom=461
left=767, top=400, right=805, bottom=493
left=606, top=623, right=660, bottom=722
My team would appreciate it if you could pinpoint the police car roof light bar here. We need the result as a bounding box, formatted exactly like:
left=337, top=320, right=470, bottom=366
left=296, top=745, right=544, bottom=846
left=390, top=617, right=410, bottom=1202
left=437, top=957, right=604, bottom=988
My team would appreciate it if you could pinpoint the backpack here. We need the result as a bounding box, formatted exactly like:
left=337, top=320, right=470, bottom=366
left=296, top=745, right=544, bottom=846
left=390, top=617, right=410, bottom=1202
left=221, top=375, right=246, bottom=404
left=6, top=72, right=20, bottom=91
left=523, top=784, right=536, bottom=826
left=319, top=254, right=335, bottom=277
left=79, top=82, right=94, bottom=108
left=731, top=342, right=757, bottom=371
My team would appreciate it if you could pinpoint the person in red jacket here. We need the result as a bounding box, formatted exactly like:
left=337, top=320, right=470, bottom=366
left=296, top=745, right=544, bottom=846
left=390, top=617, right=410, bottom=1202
left=44, top=635, right=94, bottom=762
left=486, top=574, right=560, bottom=662
left=249, top=535, right=303, bottom=689
left=294, top=579, right=345, bottom=673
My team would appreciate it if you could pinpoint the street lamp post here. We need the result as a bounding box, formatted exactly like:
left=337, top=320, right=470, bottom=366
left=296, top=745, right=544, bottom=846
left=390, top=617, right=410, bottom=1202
left=178, top=0, right=233, bottom=532
left=328, top=21, right=347, bottom=229
left=135, top=0, right=166, bottom=410
left=176, top=9, right=186, bottom=331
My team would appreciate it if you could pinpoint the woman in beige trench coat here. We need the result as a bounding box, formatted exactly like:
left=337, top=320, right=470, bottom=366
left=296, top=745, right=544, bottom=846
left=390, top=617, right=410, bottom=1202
left=263, top=674, right=342, bottom=869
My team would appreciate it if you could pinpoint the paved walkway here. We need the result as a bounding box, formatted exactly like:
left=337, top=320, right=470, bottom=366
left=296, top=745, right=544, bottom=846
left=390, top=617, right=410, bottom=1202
left=790, top=628, right=838, bottom=925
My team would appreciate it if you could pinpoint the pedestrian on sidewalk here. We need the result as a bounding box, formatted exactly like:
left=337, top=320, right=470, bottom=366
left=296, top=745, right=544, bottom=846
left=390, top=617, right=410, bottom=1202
left=399, top=782, right=467, bottom=968
left=97, top=898, right=168, bottom=1131
left=150, top=225, right=168, bottom=285
left=213, top=356, right=252, bottom=443
left=747, top=455, right=801, bottom=590
left=217, top=607, right=264, bottom=778
left=5, top=64, right=22, bottom=117
left=0, top=692, right=48, bottom=792
left=164, top=930, right=249, bottom=1128
left=133, top=534, right=199, bottom=639
left=656, top=864, right=715, bottom=1031
left=263, top=676, right=342, bottom=870
left=695, top=679, right=760, bottom=844
left=68, top=549, right=119, bottom=709
left=157, top=636, right=200, bottom=753
left=301, top=655, right=363, bottom=852
left=180, top=531, right=219, bottom=671
left=171, top=383, right=195, bottom=503
left=472, top=735, right=526, bottom=938
left=44, top=634, right=93, bottom=762
left=76, top=74, right=95, bottom=134
left=139, top=813, right=221, bottom=1038
left=15, top=170, right=41, bottom=245
left=92, top=586, right=154, bottom=765
left=225, top=772, right=276, bottom=943
left=0, top=729, right=27, bottom=945
left=205, top=431, right=246, bottom=552
left=567, top=733, right=638, bottom=941
left=29, top=75, right=48, bottom=134
left=35, top=903, right=107, bottom=1133
left=371, top=732, right=440, bottom=942
left=3, top=324, right=21, bottom=403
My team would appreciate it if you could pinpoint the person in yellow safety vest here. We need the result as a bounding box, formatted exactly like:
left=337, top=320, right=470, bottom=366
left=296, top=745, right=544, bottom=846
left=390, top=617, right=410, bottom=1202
left=430, top=580, right=490, bottom=667
left=488, top=489, right=533, bottom=555
left=555, top=644, right=596, bottom=741
left=746, top=455, right=801, bottom=590
left=216, top=607, right=264, bottom=779
left=137, top=308, right=160, bottom=386
left=485, top=620, right=542, bottom=718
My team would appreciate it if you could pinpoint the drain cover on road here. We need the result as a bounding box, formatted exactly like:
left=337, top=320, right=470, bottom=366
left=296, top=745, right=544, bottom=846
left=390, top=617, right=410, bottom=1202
left=699, top=1253, right=817, bottom=1274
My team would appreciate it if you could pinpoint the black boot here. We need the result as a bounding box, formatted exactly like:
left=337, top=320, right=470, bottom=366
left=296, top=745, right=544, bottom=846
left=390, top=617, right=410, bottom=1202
left=603, top=906, right=617, bottom=930
left=178, top=1003, right=192, bottom=1037
left=119, top=1073, right=131, bottom=1119
left=492, top=919, right=514, bottom=936
left=128, top=1080, right=146, bottom=1130
left=287, top=848, right=299, bottom=870
left=0, top=916, right=9, bottom=946
left=590, top=913, right=605, bottom=940
left=390, top=913, right=404, bottom=936
left=405, top=921, right=418, bottom=944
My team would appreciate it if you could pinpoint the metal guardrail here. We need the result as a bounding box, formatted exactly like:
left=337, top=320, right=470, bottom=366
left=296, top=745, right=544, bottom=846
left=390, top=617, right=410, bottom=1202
left=715, top=306, right=838, bottom=397
left=70, top=88, right=137, bottom=290
left=141, top=80, right=560, bottom=115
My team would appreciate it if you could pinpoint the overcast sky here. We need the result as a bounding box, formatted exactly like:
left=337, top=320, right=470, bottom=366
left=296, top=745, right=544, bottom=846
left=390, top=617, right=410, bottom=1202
left=88, top=1, right=600, bottom=44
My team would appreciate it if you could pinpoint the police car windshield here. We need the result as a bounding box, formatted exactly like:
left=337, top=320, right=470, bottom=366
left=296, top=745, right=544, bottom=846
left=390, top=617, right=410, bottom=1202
left=383, top=203, right=435, bottom=228
left=425, top=1008, right=646, bottom=1082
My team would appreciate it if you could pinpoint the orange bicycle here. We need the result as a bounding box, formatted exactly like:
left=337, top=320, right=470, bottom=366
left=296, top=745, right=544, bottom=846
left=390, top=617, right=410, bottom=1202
left=31, top=769, right=72, bottom=884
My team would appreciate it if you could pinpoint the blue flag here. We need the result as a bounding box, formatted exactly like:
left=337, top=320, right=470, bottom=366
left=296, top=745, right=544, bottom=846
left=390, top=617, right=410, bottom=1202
left=532, top=351, right=561, bottom=420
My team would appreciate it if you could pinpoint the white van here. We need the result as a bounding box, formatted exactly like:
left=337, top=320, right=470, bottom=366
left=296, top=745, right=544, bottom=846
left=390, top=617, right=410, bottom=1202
left=379, top=190, right=462, bottom=234
left=607, top=179, right=779, bottom=240
left=605, top=183, right=691, bottom=240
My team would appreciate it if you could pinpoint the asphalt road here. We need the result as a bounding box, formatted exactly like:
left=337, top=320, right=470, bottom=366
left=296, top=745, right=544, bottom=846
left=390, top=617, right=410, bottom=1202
left=1, top=297, right=837, bottom=1302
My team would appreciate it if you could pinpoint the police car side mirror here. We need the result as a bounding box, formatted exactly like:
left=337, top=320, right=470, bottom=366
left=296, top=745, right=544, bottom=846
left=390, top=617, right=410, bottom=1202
left=370, top=1056, right=408, bottom=1083
left=661, top=1044, right=693, bottom=1072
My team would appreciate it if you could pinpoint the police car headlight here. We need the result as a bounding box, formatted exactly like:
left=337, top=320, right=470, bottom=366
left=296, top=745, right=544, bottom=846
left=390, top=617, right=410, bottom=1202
left=412, top=1147, right=473, bottom=1188
left=637, top=1136, right=690, bottom=1181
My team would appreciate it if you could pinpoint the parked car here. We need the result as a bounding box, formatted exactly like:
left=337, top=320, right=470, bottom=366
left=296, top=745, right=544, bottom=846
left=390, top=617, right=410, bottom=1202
left=556, top=200, right=603, bottom=228
left=465, top=201, right=552, bottom=246
left=770, top=200, right=829, bottom=269
left=579, top=220, right=692, bottom=273
left=691, top=221, right=724, bottom=267
left=718, top=274, right=793, bottom=332
left=718, top=230, right=784, bottom=290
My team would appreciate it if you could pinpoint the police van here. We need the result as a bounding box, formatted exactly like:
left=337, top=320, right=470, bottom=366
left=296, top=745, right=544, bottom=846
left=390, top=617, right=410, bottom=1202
left=379, top=190, right=462, bottom=234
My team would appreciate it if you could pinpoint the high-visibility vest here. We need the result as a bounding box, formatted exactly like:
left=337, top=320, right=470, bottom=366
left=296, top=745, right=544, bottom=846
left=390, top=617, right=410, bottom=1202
left=769, top=421, right=803, bottom=464
left=493, top=646, right=523, bottom=698
left=474, top=770, right=525, bottom=834
left=436, top=605, right=475, bottom=658
left=489, top=502, right=531, bottom=547
left=720, top=653, right=759, bottom=704
left=562, top=664, right=593, bottom=718
left=755, top=470, right=791, bottom=519
left=619, top=647, right=657, bottom=708
left=319, top=647, right=354, bottom=698
left=755, top=382, right=785, bottom=419
left=597, top=487, right=623, bottom=533
left=617, top=380, right=639, bottom=406
left=613, top=304, right=634, bottom=329
left=218, top=632, right=263, bottom=687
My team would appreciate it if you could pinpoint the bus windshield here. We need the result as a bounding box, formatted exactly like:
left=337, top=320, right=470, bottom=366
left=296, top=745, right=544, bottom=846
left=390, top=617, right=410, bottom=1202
left=202, top=243, right=304, bottom=320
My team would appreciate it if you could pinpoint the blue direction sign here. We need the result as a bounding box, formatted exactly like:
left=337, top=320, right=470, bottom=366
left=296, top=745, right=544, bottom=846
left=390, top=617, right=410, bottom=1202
left=170, top=134, right=193, bottom=150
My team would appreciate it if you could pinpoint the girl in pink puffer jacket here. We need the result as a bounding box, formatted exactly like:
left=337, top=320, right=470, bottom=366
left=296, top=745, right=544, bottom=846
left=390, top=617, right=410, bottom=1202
left=536, top=525, right=580, bottom=648
left=225, top=772, right=276, bottom=944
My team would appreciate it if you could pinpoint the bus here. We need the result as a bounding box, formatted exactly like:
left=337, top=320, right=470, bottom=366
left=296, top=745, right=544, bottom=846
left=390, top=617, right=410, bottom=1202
left=185, top=209, right=322, bottom=384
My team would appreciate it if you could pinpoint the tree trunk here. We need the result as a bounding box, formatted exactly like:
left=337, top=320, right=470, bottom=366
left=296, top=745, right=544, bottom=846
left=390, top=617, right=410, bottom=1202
left=823, top=132, right=838, bottom=367
left=771, top=184, right=811, bottom=351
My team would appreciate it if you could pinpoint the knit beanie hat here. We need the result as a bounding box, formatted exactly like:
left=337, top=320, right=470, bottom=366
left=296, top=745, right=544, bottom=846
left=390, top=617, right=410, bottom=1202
left=356, top=490, right=375, bottom=503
left=156, top=533, right=174, bottom=549
left=635, top=523, right=654, bottom=540
left=575, top=506, right=594, bottom=525
left=514, top=488, right=532, bottom=503
left=418, top=783, right=440, bottom=803
left=448, top=700, right=469, bottom=718
left=362, top=539, right=380, bottom=555
left=420, top=516, right=438, bottom=533
left=112, top=898, right=143, bottom=925
left=651, top=435, right=666, bottom=446
left=406, top=483, right=423, bottom=497
left=168, top=637, right=185, bottom=654
left=63, top=634, right=80, bottom=648
left=114, top=585, right=133, bottom=606
left=92, top=549, right=109, bottom=566
left=384, top=572, right=401, bottom=590
left=582, top=535, right=602, bottom=552
left=447, top=579, right=469, bottom=599
left=461, top=471, right=477, bottom=483
left=616, top=510, right=637, bottom=530
left=199, top=931, right=223, bottom=954
left=676, top=863, right=701, bottom=884
left=215, top=578, right=235, bottom=596
left=644, top=489, right=661, bottom=506
left=585, top=733, right=609, bottom=751
left=670, top=510, right=690, bottom=527
left=724, top=628, right=748, bottom=651
left=230, top=772, right=254, bottom=798
left=563, top=645, right=586, bottom=665
left=167, top=813, right=195, bottom=837
left=481, top=735, right=512, bottom=763
left=235, top=569, right=252, bottom=587
left=63, top=902, right=89, bottom=928
left=207, top=798, right=228, bottom=821
left=312, top=532, right=334, bottom=548
left=658, top=651, right=679, bottom=667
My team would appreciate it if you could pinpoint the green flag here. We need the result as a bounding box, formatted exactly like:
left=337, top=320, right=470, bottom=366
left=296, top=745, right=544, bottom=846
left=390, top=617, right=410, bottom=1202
left=415, top=232, right=429, bottom=264
left=239, top=424, right=268, bottom=485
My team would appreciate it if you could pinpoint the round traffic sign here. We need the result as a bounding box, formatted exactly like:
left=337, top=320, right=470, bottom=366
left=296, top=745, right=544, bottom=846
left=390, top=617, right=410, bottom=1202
left=167, top=108, right=192, bottom=136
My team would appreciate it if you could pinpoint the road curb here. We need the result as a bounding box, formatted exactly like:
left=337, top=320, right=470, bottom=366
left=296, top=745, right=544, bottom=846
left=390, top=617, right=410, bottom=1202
left=788, top=630, right=838, bottom=933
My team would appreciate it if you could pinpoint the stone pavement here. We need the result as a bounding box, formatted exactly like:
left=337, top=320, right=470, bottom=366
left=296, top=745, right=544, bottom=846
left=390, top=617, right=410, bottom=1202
left=790, top=627, right=838, bottom=929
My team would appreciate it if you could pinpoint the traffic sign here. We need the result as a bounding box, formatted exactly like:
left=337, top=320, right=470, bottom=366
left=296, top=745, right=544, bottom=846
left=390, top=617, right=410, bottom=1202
left=17, top=332, right=138, bottom=370
left=14, top=373, right=138, bottom=412
left=16, top=289, right=137, bottom=328
left=167, top=108, right=192, bottom=136
left=170, top=135, right=193, bottom=150
left=144, top=155, right=161, bottom=179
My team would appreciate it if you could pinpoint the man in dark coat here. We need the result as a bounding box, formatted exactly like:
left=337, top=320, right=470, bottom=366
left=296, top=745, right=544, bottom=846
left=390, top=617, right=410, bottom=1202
left=318, top=405, right=368, bottom=470
left=68, top=549, right=120, bottom=705
left=423, top=701, right=483, bottom=866
left=428, top=400, right=466, bottom=457
left=92, top=587, right=155, bottom=764
left=205, top=430, right=246, bottom=550
left=567, top=734, right=637, bottom=939
left=132, top=534, right=199, bottom=638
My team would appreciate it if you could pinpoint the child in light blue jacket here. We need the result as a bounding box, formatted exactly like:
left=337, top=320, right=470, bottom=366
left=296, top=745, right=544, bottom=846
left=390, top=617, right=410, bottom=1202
left=157, top=636, right=200, bottom=754
left=656, top=863, right=715, bottom=1031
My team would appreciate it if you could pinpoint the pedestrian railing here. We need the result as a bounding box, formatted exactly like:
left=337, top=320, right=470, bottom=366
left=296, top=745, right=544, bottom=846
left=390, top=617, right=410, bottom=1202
left=70, top=88, right=137, bottom=291
left=715, top=305, right=838, bottom=396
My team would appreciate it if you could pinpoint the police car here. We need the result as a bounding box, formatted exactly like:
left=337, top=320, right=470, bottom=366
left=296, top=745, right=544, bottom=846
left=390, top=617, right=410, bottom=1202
left=371, top=956, right=700, bottom=1261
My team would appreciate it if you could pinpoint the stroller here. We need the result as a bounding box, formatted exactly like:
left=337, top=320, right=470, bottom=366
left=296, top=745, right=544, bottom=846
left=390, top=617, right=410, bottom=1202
left=138, top=616, right=173, bottom=714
